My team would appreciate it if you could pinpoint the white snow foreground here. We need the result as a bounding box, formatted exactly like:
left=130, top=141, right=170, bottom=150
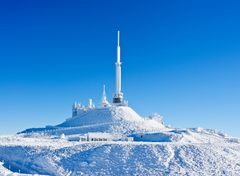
left=0, top=136, right=240, bottom=176
left=0, top=106, right=239, bottom=175
left=0, top=159, right=47, bottom=175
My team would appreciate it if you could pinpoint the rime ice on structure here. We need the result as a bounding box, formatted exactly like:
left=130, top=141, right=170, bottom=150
left=113, top=31, right=124, bottom=104
left=72, top=102, right=82, bottom=117
left=88, top=99, right=95, bottom=109
left=72, top=99, right=95, bottom=117
left=72, top=31, right=127, bottom=117
left=112, top=31, right=128, bottom=105
left=102, top=85, right=110, bottom=107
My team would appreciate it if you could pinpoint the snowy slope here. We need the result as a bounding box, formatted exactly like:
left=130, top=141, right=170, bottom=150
left=0, top=161, right=11, bottom=175
left=4, top=106, right=240, bottom=175
left=0, top=159, right=47, bottom=175
left=19, top=106, right=238, bottom=144
left=0, top=135, right=240, bottom=176
left=20, top=106, right=165, bottom=136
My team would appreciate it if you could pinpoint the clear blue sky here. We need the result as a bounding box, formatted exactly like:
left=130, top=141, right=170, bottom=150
left=0, top=0, right=240, bottom=137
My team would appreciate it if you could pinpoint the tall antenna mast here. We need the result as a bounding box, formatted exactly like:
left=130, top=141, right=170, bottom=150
left=113, top=30, right=124, bottom=104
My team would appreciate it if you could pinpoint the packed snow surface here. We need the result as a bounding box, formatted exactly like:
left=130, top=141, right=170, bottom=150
left=0, top=135, right=240, bottom=176
left=1, top=106, right=240, bottom=175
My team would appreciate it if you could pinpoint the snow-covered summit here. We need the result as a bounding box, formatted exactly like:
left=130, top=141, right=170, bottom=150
left=59, top=106, right=144, bottom=127
left=19, top=104, right=240, bottom=145
left=20, top=105, right=165, bottom=137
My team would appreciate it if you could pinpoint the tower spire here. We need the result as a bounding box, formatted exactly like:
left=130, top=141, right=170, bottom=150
left=113, top=30, right=124, bottom=104
left=102, top=85, right=109, bottom=107
left=103, top=84, right=106, bottom=98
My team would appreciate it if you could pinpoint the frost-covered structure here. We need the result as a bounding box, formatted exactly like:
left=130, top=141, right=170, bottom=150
left=72, top=98, right=96, bottom=117
left=19, top=31, right=165, bottom=141
left=71, top=31, right=126, bottom=118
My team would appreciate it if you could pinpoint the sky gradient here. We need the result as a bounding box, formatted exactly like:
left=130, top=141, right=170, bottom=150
left=0, top=0, right=240, bottom=137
